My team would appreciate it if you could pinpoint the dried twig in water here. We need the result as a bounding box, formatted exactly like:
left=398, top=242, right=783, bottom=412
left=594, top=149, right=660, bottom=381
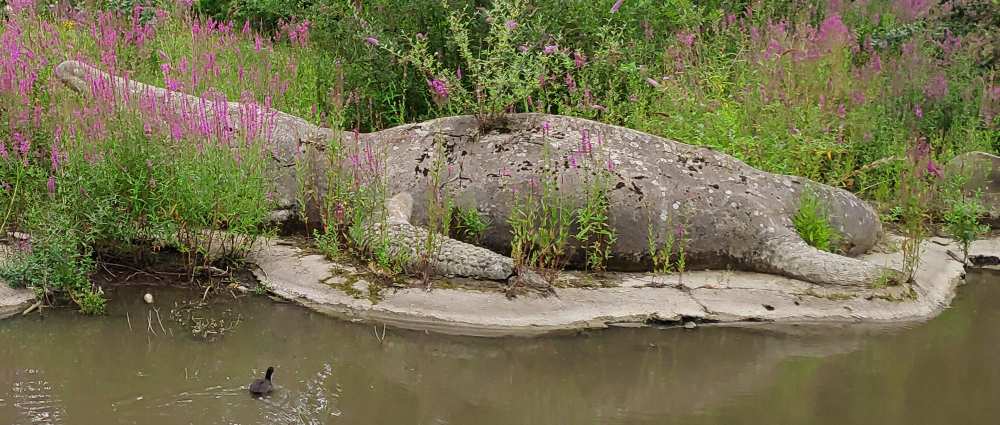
left=147, top=310, right=157, bottom=336
left=153, top=307, right=166, bottom=334
left=127, top=312, right=133, bottom=332
left=374, top=323, right=387, bottom=343
left=102, top=262, right=161, bottom=280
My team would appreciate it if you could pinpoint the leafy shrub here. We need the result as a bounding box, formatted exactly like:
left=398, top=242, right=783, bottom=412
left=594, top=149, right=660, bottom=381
left=944, top=197, right=990, bottom=261
left=794, top=190, right=840, bottom=252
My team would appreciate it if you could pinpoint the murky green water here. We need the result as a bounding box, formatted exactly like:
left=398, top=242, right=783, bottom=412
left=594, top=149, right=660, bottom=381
left=1, top=272, right=999, bottom=424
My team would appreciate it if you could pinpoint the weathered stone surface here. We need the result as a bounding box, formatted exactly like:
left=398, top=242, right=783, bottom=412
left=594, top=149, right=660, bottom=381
left=245, top=234, right=970, bottom=337
left=55, top=60, right=886, bottom=287
left=0, top=249, right=34, bottom=319
left=361, top=193, right=550, bottom=290
left=0, top=284, right=33, bottom=320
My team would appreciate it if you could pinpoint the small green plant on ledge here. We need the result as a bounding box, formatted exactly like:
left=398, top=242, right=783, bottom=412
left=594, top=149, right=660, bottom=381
left=794, top=190, right=841, bottom=253
left=453, top=205, right=491, bottom=244
left=943, top=195, right=989, bottom=262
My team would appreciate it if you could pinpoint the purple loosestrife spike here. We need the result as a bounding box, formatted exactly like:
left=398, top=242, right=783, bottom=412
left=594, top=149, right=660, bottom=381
left=838, top=104, right=846, bottom=118
left=607, top=159, right=614, bottom=170
left=915, top=106, right=923, bottom=117
left=518, top=45, right=527, bottom=52
left=364, top=37, right=379, bottom=45
left=644, top=77, right=660, bottom=88
left=678, top=225, right=685, bottom=236
left=457, top=69, right=461, bottom=79
left=611, top=0, right=622, bottom=12
left=506, top=20, right=518, bottom=29
left=47, top=177, right=55, bottom=196
left=544, top=45, right=558, bottom=54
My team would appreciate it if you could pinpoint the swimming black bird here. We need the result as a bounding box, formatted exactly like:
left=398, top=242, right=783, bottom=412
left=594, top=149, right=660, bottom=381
left=249, top=367, right=274, bottom=395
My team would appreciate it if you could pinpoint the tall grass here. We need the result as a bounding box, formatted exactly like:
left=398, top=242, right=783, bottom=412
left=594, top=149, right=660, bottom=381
left=0, top=0, right=321, bottom=311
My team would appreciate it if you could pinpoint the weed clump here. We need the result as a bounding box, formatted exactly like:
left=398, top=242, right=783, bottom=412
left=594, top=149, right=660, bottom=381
left=794, top=190, right=840, bottom=253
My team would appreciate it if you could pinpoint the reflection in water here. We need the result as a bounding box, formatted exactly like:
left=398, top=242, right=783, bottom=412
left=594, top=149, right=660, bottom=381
left=7, top=370, right=62, bottom=424
left=0, top=272, right=998, bottom=424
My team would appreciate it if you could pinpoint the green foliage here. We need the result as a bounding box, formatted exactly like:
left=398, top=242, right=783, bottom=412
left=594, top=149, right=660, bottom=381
left=509, top=161, right=574, bottom=284
left=374, top=0, right=558, bottom=120
left=575, top=171, right=616, bottom=271
left=0, top=215, right=104, bottom=314
left=794, top=190, right=840, bottom=252
left=453, top=205, right=490, bottom=243
left=943, top=197, right=990, bottom=261
left=646, top=200, right=692, bottom=279
left=895, top=139, right=942, bottom=283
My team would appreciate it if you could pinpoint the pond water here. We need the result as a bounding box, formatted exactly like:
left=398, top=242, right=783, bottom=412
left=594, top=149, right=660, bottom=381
left=1, top=272, right=999, bottom=424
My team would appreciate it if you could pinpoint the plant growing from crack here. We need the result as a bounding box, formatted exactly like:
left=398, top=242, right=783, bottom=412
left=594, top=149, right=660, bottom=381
left=452, top=205, right=491, bottom=244
left=943, top=196, right=989, bottom=263
left=417, top=134, right=456, bottom=285
left=794, top=189, right=841, bottom=252
left=508, top=151, right=573, bottom=285
left=896, top=137, right=945, bottom=283
left=646, top=199, right=693, bottom=285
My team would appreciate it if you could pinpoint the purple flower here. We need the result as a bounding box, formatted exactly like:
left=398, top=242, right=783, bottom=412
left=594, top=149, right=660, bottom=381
left=428, top=79, right=450, bottom=98
left=611, top=0, right=622, bottom=12
left=158, top=50, right=168, bottom=60
left=506, top=20, right=518, bottom=29
left=457, top=69, right=462, bottom=79
left=543, top=45, right=558, bottom=54
left=47, top=176, right=55, bottom=196
left=838, top=104, right=846, bottom=118
left=415, top=33, right=424, bottom=40
left=629, top=94, right=636, bottom=102
left=678, top=225, right=685, bottom=236
left=927, top=159, right=945, bottom=179
left=364, top=37, right=379, bottom=45
left=923, top=73, right=949, bottom=101
left=607, top=159, right=614, bottom=170
left=789, top=123, right=800, bottom=135
left=518, top=45, right=527, bottom=52
left=644, top=77, right=661, bottom=88
left=915, top=106, right=923, bottom=118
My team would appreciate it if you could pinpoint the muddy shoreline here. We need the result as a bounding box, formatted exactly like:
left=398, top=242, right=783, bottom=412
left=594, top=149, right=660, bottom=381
left=2, top=236, right=996, bottom=337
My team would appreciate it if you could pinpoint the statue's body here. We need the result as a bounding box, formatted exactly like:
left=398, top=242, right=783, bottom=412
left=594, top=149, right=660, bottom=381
left=56, top=60, right=889, bottom=289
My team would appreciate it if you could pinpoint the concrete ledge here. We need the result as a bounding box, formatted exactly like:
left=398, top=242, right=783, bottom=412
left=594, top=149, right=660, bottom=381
left=248, top=235, right=978, bottom=337
left=0, top=285, right=34, bottom=320
left=0, top=236, right=985, bottom=334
